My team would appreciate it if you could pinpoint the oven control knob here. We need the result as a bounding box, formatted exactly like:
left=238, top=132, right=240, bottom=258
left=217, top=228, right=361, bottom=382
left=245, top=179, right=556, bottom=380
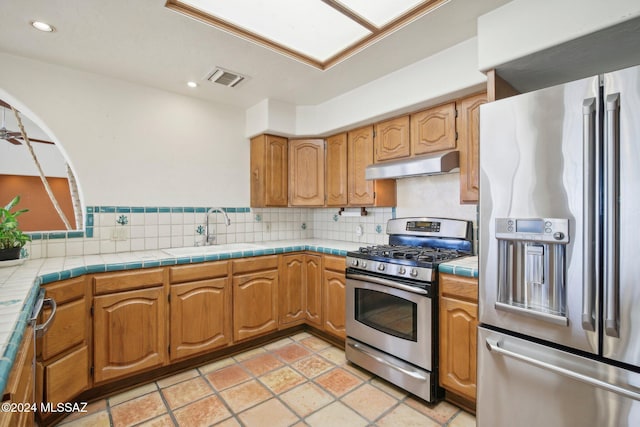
left=410, top=268, right=418, bottom=278
left=351, top=259, right=359, bottom=267
left=398, top=266, right=406, bottom=275
left=361, top=261, right=367, bottom=268
left=378, top=264, right=386, bottom=272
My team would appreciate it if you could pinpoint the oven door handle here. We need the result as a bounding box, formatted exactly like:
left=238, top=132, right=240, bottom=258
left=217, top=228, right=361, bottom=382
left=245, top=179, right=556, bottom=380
left=347, top=340, right=428, bottom=380
left=346, top=273, right=429, bottom=295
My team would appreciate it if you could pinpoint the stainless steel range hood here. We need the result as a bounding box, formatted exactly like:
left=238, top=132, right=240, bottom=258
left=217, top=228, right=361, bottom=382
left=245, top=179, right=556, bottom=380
left=365, top=150, right=459, bottom=180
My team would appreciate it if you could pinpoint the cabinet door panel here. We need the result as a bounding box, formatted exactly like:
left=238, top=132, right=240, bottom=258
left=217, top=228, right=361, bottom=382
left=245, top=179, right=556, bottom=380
left=93, top=287, right=166, bottom=383
left=43, top=346, right=89, bottom=405
left=233, top=270, right=278, bottom=341
left=439, top=296, right=477, bottom=401
left=374, top=116, right=410, bottom=162
left=323, top=270, right=346, bottom=339
left=41, top=298, right=87, bottom=360
left=170, top=278, right=231, bottom=360
left=411, top=102, right=456, bottom=155
left=305, top=255, right=322, bottom=326
left=279, top=255, right=306, bottom=326
left=289, top=139, right=325, bottom=206
left=326, top=133, right=348, bottom=206
left=266, top=135, right=288, bottom=206
left=348, top=126, right=374, bottom=206
left=457, top=92, right=487, bottom=203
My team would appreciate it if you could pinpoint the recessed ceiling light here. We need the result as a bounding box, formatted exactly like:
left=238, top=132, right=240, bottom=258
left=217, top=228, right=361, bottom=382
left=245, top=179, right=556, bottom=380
left=31, top=21, right=55, bottom=32
left=187, top=81, right=198, bottom=88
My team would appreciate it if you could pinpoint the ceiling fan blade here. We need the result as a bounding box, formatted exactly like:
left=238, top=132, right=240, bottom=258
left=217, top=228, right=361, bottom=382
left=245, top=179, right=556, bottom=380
left=27, top=137, right=55, bottom=145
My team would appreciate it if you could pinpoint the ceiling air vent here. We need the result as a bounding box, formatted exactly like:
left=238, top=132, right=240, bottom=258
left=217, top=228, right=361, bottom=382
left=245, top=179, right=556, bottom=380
left=206, top=67, right=246, bottom=88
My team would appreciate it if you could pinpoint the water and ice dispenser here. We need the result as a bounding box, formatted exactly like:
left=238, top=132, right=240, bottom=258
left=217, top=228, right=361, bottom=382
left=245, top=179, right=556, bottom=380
left=494, top=218, right=570, bottom=325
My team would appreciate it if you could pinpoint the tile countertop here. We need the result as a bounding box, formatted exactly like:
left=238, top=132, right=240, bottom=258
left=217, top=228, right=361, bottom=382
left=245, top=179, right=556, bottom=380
left=438, top=255, right=479, bottom=279
left=0, top=241, right=478, bottom=393
left=0, top=239, right=362, bottom=394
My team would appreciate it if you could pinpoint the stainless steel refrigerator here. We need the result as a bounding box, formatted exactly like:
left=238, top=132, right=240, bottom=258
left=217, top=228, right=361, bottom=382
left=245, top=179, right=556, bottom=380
left=478, top=64, right=640, bottom=426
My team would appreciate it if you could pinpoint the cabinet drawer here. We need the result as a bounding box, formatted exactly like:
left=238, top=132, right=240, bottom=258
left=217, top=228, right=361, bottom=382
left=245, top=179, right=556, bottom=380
left=169, top=261, right=229, bottom=284
left=42, top=346, right=89, bottom=405
left=323, top=255, right=345, bottom=272
left=440, top=273, right=478, bottom=302
left=232, top=256, right=278, bottom=274
left=93, top=268, right=164, bottom=295
left=40, top=298, right=87, bottom=360
left=43, top=276, right=86, bottom=305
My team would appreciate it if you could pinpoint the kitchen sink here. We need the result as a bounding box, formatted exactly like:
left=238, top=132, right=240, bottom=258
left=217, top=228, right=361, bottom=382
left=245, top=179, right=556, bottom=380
left=162, top=243, right=266, bottom=257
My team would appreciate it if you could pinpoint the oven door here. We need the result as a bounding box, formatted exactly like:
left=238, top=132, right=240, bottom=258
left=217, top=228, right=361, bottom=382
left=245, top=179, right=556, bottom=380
left=346, top=273, right=432, bottom=370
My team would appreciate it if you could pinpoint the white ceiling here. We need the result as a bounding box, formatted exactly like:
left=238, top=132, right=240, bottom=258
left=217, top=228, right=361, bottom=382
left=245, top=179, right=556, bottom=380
left=0, top=0, right=510, bottom=109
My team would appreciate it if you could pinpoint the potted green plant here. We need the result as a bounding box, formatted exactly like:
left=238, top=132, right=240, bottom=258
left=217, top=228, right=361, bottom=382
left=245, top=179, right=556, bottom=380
left=0, top=195, right=31, bottom=261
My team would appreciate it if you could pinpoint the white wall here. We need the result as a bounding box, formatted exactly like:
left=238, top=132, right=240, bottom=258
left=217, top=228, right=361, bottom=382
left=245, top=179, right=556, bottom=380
left=246, top=37, right=486, bottom=138
left=478, top=0, right=640, bottom=71
left=0, top=52, right=248, bottom=207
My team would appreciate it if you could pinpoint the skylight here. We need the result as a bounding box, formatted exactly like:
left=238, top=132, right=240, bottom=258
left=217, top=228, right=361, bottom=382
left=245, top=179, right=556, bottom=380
left=165, top=0, right=450, bottom=70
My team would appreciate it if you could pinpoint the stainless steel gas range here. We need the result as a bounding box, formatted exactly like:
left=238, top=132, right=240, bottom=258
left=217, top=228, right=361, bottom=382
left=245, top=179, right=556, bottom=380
left=345, top=217, right=473, bottom=402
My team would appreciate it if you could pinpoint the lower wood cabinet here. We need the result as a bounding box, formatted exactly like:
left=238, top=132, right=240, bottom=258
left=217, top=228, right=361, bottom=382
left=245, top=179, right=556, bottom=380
left=1, top=327, right=34, bottom=427
left=93, top=269, right=167, bottom=384
left=279, top=253, right=322, bottom=327
left=232, top=256, right=279, bottom=341
left=169, top=262, right=232, bottom=361
left=36, top=276, right=90, bottom=418
left=30, top=252, right=349, bottom=425
left=439, top=273, right=478, bottom=407
left=322, top=255, right=346, bottom=339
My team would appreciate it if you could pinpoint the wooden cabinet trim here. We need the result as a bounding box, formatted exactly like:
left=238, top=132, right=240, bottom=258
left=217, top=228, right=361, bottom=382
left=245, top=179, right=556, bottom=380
left=169, top=261, right=229, bottom=284
left=42, top=276, right=86, bottom=305
left=232, top=255, right=279, bottom=274
left=374, top=115, right=411, bottom=162
left=440, top=273, right=478, bottom=302
left=93, top=268, right=164, bottom=295
left=410, top=102, right=456, bottom=155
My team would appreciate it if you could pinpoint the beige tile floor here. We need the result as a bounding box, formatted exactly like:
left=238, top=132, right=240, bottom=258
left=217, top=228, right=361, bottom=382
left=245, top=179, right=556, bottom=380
left=57, top=332, right=476, bottom=427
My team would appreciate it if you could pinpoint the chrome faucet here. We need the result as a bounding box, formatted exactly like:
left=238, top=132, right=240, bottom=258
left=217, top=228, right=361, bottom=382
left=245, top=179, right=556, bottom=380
left=205, top=207, right=231, bottom=245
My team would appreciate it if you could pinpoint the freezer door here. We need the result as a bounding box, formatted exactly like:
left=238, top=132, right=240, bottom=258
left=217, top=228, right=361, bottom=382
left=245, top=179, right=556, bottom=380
left=479, top=75, right=600, bottom=354
left=602, top=64, right=640, bottom=367
left=478, top=327, right=640, bottom=427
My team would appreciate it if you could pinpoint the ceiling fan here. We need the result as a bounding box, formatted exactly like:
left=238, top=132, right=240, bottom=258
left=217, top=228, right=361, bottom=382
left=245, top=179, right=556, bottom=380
left=0, top=102, right=55, bottom=145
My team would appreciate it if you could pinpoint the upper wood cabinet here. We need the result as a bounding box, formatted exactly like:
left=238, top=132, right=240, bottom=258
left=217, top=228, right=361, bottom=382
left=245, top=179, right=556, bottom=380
left=347, top=126, right=374, bottom=206
left=457, top=92, right=487, bottom=204
left=250, top=134, right=288, bottom=207
left=289, top=139, right=325, bottom=206
left=325, top=133, right=348, bottom=206
left=347, top=126, right=396, bottom=207
left=374, top=115, right=410, bottom=162
left=411, top=102, right=456, bottom=155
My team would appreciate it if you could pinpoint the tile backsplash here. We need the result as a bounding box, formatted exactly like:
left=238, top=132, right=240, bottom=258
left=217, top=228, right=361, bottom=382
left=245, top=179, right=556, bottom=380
left=24, top=206, right=396, bottom=259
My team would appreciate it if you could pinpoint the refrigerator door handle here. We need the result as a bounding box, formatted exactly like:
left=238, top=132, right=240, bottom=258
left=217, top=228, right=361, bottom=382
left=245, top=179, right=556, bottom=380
left=582, top=98, right=597, bottom=332
left=486, top=337, right=640, bottom=400
left=604, top=93, right=620, bottom=338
